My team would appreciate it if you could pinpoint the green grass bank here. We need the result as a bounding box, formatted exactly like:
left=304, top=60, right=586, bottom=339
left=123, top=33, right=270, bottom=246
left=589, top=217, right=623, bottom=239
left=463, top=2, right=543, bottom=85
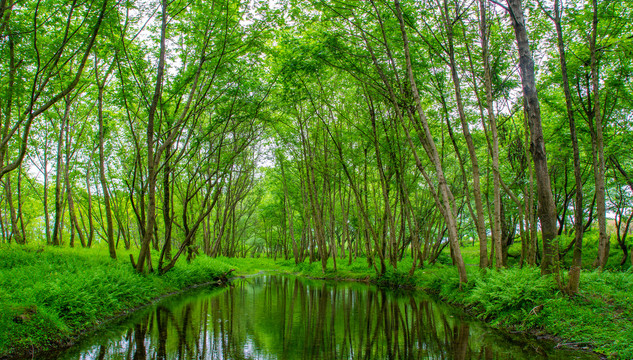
left=1, top=242, right=631, bottom=359
left=0, top=245, right=236, bottom=359
left=276, top=256, right=633, bottom=359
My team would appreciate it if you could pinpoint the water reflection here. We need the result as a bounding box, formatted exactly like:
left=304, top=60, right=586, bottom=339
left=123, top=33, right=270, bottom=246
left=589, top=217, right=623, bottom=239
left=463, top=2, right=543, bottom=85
left=54, top=275, right=597, bottom=360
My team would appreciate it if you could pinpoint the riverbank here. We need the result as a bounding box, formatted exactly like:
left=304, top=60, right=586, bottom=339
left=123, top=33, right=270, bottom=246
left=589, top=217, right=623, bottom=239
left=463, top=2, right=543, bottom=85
left=270, top=257, right=632, bottom=359
left=2, top=246, right=631, bottom=359
left=0, top=245, right=233, bottom=359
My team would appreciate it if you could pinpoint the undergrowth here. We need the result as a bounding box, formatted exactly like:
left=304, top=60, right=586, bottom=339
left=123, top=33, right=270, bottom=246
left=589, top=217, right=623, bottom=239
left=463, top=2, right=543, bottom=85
left=0, top=244, right=230, bottom=359
left=267, top=254, right=633, bottom=358
left=413, top=264, right=633, bottom=359
left=2, top=243, right=631, bottom=359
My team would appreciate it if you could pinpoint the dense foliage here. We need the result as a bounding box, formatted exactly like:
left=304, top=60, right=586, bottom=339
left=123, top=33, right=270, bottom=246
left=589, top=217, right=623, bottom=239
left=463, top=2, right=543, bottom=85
left=1, top=0, right=632, bottom=357
left=0, top=245, right=232, bottom=358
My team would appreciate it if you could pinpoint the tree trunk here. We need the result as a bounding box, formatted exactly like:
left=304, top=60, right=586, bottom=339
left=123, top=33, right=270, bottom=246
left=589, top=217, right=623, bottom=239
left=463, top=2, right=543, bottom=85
left=52, top=97, right=70, bottom=246
left=4, top=172, right=21, bottom=244
left=97, top=65, right=116, bottom=260
left=16, top=160, right=26, bottom=243
left=134, top=0, right=167, bottom=273
left=545, top=0, right=584, bottom=293
left=300, top=121, right=328, bottom=273
left=370, top=104, right=397, bottom=269
left=445, top=0, right=488, bottom=269
left=394, top=0, right=467, bottom=284
left=64, top=108, right=86, bottom=247
left=162, top=141, right=173, bottom=261
left=85, top=153, right=95, bottom=247
left=1, top=29, right=22, bottom=245
left=589, top=0, right=609, bottom=270
left=44, top=148, right=51, bottom=245
left=505, top=0, right=558, bottom=275
left=479, top=0, right=502, bottom=269
left=279, top=155, right=299, bottom=264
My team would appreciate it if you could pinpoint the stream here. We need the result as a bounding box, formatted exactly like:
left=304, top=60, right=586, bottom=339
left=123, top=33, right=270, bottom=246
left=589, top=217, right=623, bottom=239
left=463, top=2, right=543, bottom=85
left=45, top=274, right=599, bottom=359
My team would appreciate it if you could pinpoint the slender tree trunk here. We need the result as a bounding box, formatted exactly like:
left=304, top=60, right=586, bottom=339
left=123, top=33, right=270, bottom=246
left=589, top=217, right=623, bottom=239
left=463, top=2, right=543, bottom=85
left=338, top=176, right=346, bottom=260
left=394, top=1, right=467, bottom=283
left=505, top=0, right=559, bottom=275
left=1, top=29, right=21, bottom=245
left=0, top=204, right=7, bottom=242
left=4, top=172, right=20, bottom=244
left=544, top=0, right=584, bottom=293
left=203, top=214, right=211, bottom=255
left=479, top=0, right=502, bottom=269
left=370, top=105, right=397, bottom=268
left=134, top=0, right=167, bottom=272
left=280, top=155, right=299, bottom=264
left=525, top=112, right=537, bottom=265
left=0, top=23, right=15, bottom=176
left=85, top=153, right=95, bottom=247
left=64, top=114, right=86, bottom=247
left=17, top=160, right=26, bottom=243
left=44, top=150, right=51, bottom=245
left=162, top=141, right=172, bottom=261
left=97, top=65, right=116, bottom=260
left=322, top=132, right=337, bottom=271
left=52, top=98, right=70, bottom=246
left=589, top=0, right=609, bottom=270
left=442, top=0, right=489, bottom=270
left=300, top=124, right=328, bottom=273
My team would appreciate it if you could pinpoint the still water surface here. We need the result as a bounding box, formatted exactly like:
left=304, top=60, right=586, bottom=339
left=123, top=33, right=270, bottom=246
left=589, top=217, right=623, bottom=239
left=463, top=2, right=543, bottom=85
left=48, top=274, right=598, bottom=360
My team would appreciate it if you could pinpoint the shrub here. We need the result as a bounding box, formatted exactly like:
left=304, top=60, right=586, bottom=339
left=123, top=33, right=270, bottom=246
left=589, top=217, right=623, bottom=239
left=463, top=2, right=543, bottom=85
left=0, top=246, right=232, bottom=358
left=465, top=267, right=554, bottom=324
left=376, top=268, right=416, bottom=288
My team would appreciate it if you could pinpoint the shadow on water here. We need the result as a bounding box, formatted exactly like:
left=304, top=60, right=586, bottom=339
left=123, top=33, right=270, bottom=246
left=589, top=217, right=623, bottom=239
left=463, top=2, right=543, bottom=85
left=47, top=275, right=599, bottom=360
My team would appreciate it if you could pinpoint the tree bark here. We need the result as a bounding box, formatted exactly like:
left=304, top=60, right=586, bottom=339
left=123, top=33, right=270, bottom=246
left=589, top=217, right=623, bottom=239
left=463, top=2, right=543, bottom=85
left=370, top=103, right=397, bottom=269
left=64, top=110, right=86, bottom=247
left=505, top=0, right=559, bottom=275
left=479, top=0, right=503, bottom=269
left=43, top=140, right=51, bottom=245
left=96, top=62, right=116, bottom=260
left=394, top=0, right=467, bottom=284
left=85, top=151, right=95, bottom=247
left=544, top=0, right=584, bottom=293
left=279, top=154, right=300, bottom=264
left=589, top=0, right=609, bottom=270
left=444, top=0, right=488, bottom=269
left=52, top=97, right=70, bottom=246
left=162, top=140, right=173, bottom=262
left=134, top=0, right=167, bottom=272
left=4, top=172, right=21, bottom=244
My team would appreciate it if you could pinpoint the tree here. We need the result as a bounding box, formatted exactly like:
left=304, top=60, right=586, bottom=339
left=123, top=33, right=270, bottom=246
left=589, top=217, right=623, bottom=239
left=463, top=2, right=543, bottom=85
left=0, top=0, right=109, bottom=180
left=503, top=0, right=559, bottom=276
left=539, top=0, right=585, bottom=293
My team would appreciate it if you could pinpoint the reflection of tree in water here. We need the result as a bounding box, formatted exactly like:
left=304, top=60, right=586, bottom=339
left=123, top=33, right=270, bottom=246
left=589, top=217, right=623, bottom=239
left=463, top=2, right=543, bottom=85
left=63, top=276, right=590, bottom=360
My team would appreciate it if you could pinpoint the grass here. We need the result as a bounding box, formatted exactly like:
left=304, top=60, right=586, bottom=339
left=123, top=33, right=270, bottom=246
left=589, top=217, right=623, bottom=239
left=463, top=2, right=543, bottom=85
left=0, top=244, right=231, bottom=359
left=1, top=232, right=631, bottom=359
left=258, top=238, right=633, bottom=359
left=413, top=265, right=633, bottom=359
left=456, top=230, right=632, bottom=271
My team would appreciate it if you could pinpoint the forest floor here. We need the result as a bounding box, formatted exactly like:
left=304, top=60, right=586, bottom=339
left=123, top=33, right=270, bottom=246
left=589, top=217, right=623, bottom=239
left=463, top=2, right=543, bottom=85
left=1, top=241, right=631, bottom=359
